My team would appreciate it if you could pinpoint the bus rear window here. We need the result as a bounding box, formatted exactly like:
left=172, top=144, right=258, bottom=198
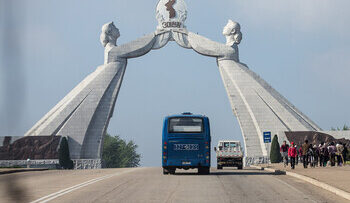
left=168, top=117, right=203, bottom=133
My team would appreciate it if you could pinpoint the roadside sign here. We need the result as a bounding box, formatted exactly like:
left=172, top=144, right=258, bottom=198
left=263, top=132, right=271, bottom=143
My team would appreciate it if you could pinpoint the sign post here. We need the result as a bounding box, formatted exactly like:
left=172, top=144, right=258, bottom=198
left=263, top=132, right=271, bottom=143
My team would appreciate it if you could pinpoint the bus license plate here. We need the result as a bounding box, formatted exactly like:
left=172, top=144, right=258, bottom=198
left=174, top=144, right=199, bottom=151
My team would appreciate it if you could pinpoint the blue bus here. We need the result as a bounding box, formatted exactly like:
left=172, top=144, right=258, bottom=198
left=162, top=113, right=211, bottom=175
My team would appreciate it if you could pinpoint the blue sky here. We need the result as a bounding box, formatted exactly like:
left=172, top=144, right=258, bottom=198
left=1, top=0, right=349, bottom=166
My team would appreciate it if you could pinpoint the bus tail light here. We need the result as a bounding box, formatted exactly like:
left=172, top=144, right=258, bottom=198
left=205, top=142, right=209, bottom=149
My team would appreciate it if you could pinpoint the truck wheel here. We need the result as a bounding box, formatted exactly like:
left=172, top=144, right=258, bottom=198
left=217, top=165, right=223, bottom=170
left=163, top=168, right=169, bottom=175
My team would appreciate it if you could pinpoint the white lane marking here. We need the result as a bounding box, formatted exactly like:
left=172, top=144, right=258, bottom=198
left=30, top=168, right=139, bottom=203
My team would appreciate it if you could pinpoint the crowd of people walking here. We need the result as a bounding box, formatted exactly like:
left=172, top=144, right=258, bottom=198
left=280, top=140, right=348, bottom=169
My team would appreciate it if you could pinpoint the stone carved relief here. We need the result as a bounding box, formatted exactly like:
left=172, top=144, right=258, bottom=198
left=156, top=0, right=188, bottom=30
left=165, top=0, right=176, bottom=19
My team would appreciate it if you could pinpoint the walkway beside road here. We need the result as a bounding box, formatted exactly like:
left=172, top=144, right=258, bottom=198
left=258, top=163, right=350, bottom=193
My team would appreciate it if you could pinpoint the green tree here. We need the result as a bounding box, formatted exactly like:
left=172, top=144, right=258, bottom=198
left=270, top=135, right=282, bottom=163
left=331, top=124, right=349, bottom=131
left=58, top=137, right=74, bottom=169
left=102, top=133, right=141, bottom=168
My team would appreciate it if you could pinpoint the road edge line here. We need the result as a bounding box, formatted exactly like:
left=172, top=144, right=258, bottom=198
left=30, top=168, right=139, bottom=203
left=251, top=165, right=350, bottom=201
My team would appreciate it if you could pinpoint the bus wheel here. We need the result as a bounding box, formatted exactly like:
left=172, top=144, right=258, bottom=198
left=169, top=168, right=176, bottom=174
left=238, top=165, right=243, bottom=170
left=163, top=168, right=169, bottom=175
left=198, top=167, right=210, bottom=175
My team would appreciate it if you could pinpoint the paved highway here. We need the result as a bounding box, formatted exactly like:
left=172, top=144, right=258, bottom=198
left=0, top=167, right=347, bottom=203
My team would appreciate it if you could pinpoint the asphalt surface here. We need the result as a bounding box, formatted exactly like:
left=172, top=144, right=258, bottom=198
left=0, top=167, right=347, bottom=203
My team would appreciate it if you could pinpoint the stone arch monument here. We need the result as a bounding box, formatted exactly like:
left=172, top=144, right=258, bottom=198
left=25, top=0, right=321, bottom=167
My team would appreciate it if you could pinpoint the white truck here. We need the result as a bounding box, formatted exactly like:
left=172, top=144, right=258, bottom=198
left=214, top=140, right=243, bottom=170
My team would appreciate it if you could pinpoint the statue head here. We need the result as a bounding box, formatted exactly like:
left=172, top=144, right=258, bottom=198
left=223, top=20, right=242, bottom=46
left=100, top=22, right=120, bottom=47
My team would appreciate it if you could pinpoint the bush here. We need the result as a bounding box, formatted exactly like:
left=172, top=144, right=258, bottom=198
left=58, top=137, right=74, bottom=169
left=102, top=133, right=140, bottom=168
left=270, top=135, right=282, bottom=163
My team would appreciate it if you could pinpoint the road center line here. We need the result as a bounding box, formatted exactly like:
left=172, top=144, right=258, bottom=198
left=30, top=168, right=139, bottom=203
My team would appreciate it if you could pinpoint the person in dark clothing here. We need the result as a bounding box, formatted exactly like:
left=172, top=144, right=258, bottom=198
left=280, top=141, right=289, bottom=167
left=319, top=143, right=324, bottom=167
left=336, top=143, right=344, bottom=166
left=299, top=147, right=303, bottom=163
left=328, top=142, right=336, bottom=167
left=314, top=145, right=319, bottom=167
left=302, top=140, right=310, bottom=168
left=295, top=144, right=299, bottom=165
left=323, top=143, right=329, bottom=167
left=308, top=144, right=315, bottom=167
left=343, top=144, right=348, bottom=164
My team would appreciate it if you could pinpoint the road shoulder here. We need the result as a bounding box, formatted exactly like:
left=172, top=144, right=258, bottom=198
left=251, top=164, right=350, bottom=201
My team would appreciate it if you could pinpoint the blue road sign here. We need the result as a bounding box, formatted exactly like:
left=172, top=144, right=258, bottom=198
left=263, top=132, right=271, bottom=143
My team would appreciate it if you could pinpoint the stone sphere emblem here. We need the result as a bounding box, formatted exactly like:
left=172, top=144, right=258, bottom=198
left=156, top=0, right=188, bottom=29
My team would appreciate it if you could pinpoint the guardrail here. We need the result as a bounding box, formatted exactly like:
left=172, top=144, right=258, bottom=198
left=0, top=159, right=102, bottom=169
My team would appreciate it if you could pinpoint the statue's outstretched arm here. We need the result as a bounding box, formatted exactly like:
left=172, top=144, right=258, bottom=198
left=188, top=32, right=232, bottom=58
left=108, top=33, right=156, bottom=62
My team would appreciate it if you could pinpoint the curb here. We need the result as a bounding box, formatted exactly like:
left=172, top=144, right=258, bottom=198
left=250, top=165, right=286, bottom=175
left=0, top=168, right=49, bottom=175
left=251, top=165, right=350, bottom=201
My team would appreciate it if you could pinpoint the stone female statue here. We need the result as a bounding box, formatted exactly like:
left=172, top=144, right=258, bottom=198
left=223, top=20, right=242, bottom=47
left=222, top=20, right=242, bottom=62
left=100, top=22, right=120, bottom=64
left=187, top=19, right=242, bottom=62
